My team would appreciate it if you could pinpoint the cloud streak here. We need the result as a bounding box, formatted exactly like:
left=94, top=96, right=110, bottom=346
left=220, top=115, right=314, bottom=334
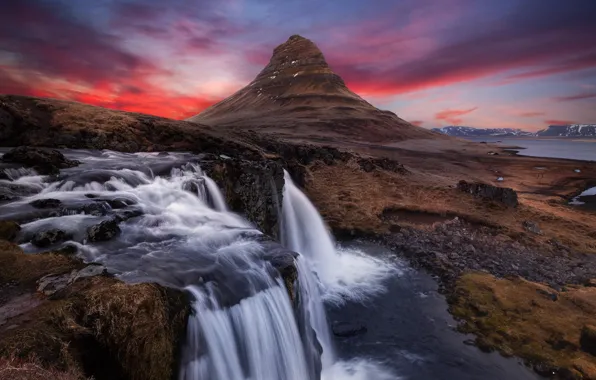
left=435, top=107, right=478, bottom=125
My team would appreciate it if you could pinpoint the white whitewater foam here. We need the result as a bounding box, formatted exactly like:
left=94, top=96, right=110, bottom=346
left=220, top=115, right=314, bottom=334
left=281, top=170, right=398, bottom=304
left=322, top=359, right=397, bottom=380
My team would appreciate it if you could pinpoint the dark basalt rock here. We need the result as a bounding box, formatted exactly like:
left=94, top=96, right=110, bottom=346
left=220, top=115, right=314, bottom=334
left=31, top=229, right=70, bottom=248
left=30, top=198, right=62, bottom=209
left=205, top=158, right=284, bottom=238
left=580, top=325, right=596, bottom=356
left=0, top=182, right=39, bottom=201
left=61, top=201, right=111, bottom=216
left=457, top=180, right=518, bottom=208
left=332, top=321, right=367, bottom=337
left=87, top=220, right=121, bottom=242
left=1, top=146, right=80, bottom=175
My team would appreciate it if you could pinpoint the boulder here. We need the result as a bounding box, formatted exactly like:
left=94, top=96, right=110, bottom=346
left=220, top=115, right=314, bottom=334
left=580, top=325, right=596, bottom=356
left=457, top=180, right=518, bottom=208
left=0, top=221, right=20, bottom=241
left=30, top=198, right=62, bottom=209
left=332, top=321, right=367, bottom=337
left=31, top=229, right=70, bottom=248
left=87, top=220, right=121, bottom=242
left=0, top=241, right=190, bottom=380
left=522, top=221, right=542, bottom=235
left=1, top=146, right=80, bottom=175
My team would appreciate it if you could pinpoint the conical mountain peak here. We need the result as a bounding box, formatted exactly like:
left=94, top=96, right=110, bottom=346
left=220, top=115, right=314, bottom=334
left=187, top=36, right=439, bottom=142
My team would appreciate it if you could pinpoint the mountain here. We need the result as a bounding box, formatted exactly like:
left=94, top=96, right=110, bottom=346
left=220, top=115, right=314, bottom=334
left=536, top=124, right=596, bottom=137
left=432, top=126, right=534, bottom=137
left=187, top=35, right=440, bottom=142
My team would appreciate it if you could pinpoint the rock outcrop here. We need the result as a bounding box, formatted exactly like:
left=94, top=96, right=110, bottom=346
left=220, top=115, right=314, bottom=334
left=0, top=239, right=189, bottom=380
left=1, top=146, right=80, bottom=175
left=457, top=180, right=518, bottom=208
left=205, top=157, right=284, bottom=238
left=188, top=35, right=441, bottom=143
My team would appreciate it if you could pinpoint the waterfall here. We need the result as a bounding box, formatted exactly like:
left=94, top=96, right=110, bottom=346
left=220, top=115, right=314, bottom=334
left=181, top=281, right=313, bottom=380
left=1, top=149, right=395, bottom=380
left=203, top=176, right=228, bottom=212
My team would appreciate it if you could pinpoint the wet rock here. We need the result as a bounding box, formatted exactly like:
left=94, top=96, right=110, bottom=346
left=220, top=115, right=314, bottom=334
left=457, top=180, right=518, bottom=207
left=1, top=146, right=79, bottom=175
left=62, top=201, right=111, bottom=216
left=31, top=229, right=70, bottom=248
left=38, top=265, right=109, bottom=296
left=0, top=221, right=20, bottom=241
left=0, top=182, right=38, bottom=201
left=522, top=221, right=542, bottom=235
left=30, top=198, right=62, bottom=209
left=205, top=158, right=284, bottom=237
left=113, top=209, right=144, bottom=222
left=101, top=197, right=136, bottom=209
left=332, top=321, right=367, bottom=337
left=580, top=325, right=596, bottom=356
left=87, top=220, right=121, bottom=242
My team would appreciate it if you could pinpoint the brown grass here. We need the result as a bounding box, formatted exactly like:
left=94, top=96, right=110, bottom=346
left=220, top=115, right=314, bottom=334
left=0, top=355, right=88, bottom=380
left=0, top=277, right=189, bottom=380
left=451, top=272, right=596, bottom=378
left=305, top=158, right=596, bottom=254
left=0, top=241, right=83, bottom=287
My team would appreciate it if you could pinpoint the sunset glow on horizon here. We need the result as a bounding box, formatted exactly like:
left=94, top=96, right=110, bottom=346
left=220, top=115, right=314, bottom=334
left=1, top=0, right=595, bottom=131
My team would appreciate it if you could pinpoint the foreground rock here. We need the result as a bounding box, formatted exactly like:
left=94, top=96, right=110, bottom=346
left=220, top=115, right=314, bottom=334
left=457, top=180, right=518, bottom=208
left=0, top=240, right=189, bottom=380
left=1, top=146, right=80, bottom=175
left=86, top=220, right=121, bottom=242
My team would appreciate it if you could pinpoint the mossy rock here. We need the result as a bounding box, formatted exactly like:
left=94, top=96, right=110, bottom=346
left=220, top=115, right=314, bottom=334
left=0, top=242, right=191, bottom=380
left=0, top=220, right=20, bottom=241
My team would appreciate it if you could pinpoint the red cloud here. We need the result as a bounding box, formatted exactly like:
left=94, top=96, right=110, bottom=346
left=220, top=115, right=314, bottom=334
left=545, top=119, right=577, bottom=125
left=410, top=120, right=424, bottom=126
left=519, top=111, right=545, bottom=117
left=435, top=107, right=478, bottom=125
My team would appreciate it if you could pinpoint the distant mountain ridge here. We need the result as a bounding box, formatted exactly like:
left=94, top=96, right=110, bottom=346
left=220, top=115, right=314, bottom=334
left=536, top=124, right=596, bottom=137
left=434, top=125, right=596, bottom=138
left=432, top=126, right=534, bottom=137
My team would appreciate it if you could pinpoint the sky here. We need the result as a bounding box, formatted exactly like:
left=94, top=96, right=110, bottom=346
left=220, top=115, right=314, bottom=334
left=0, top=0, right=595, bottom=131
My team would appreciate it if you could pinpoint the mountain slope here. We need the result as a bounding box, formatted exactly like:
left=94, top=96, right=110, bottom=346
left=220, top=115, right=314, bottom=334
left=187, top=35, right=441, bottom=142
left=537, top=124, right=596, bottom=137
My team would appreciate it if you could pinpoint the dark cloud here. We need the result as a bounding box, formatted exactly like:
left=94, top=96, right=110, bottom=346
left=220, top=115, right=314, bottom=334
left=553, top=92, right=596, bottom=102
left=324, top=1, right=596, bottom=95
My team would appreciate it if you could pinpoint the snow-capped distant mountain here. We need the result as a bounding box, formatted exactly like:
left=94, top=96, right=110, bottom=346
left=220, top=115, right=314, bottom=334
left=536, top=124, right=596, bottom=137
left=431, top=126, right=534, bottom=137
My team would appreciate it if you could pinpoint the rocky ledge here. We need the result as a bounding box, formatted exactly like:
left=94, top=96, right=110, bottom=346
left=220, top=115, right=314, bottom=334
left=0, top=232, right=190, bottom=380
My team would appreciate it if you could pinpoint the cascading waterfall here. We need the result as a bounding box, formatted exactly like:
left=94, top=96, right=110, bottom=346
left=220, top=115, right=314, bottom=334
left=281, top=170, right=397, bottom=380
left=1, top=149, right=395, bottom=380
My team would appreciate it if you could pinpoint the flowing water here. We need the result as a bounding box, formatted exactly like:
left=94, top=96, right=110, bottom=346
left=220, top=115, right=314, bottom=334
left=0, top=149, right=541, bottom=379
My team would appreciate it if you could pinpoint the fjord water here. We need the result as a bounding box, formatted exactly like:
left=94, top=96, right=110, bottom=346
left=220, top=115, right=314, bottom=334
left=0, top=149, right=541, bottom=379
left=465, top=137, right=596, bottom=161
